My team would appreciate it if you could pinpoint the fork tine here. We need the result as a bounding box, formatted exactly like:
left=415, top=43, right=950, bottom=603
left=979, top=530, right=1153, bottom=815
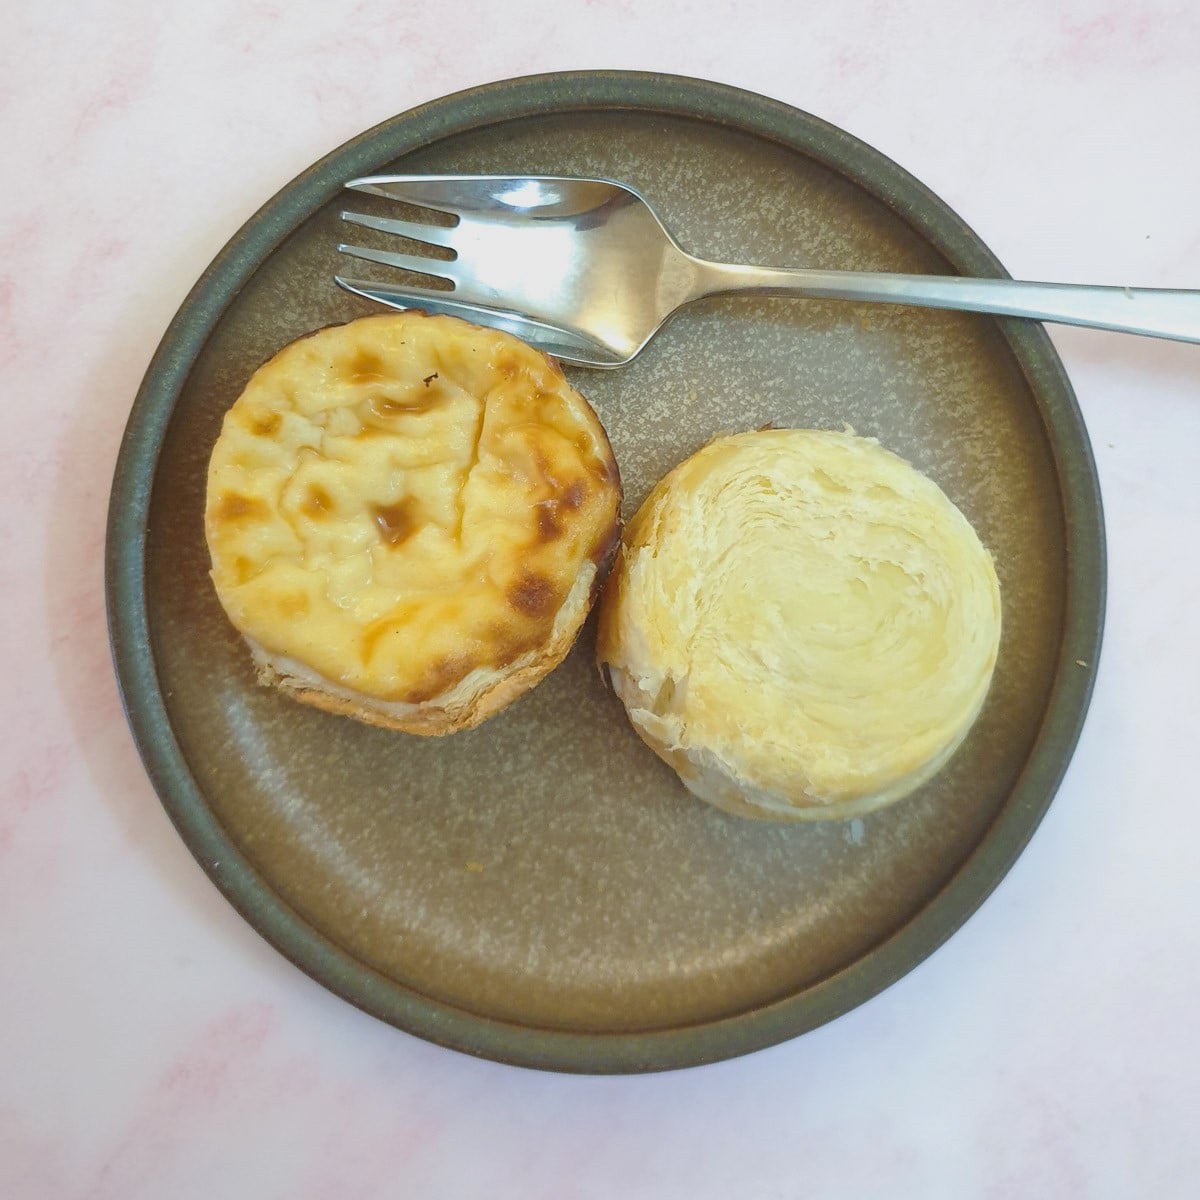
left=334, top=275, right=460, bottom=306
left=344, top=176, right=466, bottom=217
left=336, top=242, right=455, bottom=282
left=334, top=276, right=623, bottom=368
left=340, top=210, right=457, bottom=249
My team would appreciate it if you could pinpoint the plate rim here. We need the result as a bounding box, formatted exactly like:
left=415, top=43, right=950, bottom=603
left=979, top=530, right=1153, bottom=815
left=106, top=70, right=1106, bottom=1074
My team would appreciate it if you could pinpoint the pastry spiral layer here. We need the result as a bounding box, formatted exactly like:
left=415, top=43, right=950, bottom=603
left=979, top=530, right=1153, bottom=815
left=596, top=428, right=1001, bottom=819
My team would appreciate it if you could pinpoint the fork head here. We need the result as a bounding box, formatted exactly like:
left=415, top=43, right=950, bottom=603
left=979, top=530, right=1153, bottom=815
left=335, top=175, right=697, bottom=367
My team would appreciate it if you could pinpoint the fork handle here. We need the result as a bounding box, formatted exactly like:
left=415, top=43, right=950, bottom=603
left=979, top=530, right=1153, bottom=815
left=689, top=260, right=1200, bottom=344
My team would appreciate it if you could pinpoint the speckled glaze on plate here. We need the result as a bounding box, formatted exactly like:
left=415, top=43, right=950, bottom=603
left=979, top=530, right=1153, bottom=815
left=106, top=72, right=1105, bottom=1073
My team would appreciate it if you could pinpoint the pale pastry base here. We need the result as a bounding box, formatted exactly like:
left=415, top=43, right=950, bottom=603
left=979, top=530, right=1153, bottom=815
left=605, top=660, right=988, bottom=822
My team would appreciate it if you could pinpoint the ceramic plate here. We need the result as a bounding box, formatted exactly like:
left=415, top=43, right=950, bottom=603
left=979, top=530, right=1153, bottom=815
left=106, top=73, right=1105, bottom=1073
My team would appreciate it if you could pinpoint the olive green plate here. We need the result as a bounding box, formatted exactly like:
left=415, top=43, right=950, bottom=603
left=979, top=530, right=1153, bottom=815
left=106, top=73, right=1104, bottom=1073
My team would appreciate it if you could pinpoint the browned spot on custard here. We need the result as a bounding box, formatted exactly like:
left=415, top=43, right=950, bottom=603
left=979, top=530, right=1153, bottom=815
left=248, top=410, right=281, bottom=436
left=486, top=625, right=543, bottom=670
left=213, top=493, right=266, bottom=523
left=403, top=655, right=471, bottom=704
left=277, top=592, right=310, bottom=619
left=372, top=497, right=421, bottom=547
left=232, top=555, right=255, bottom=584
left=348, top=348, right=385, bottom=383
left=507, top=571, right=556, bottom=618
left=495, top=354, right=518, bottom=381
left=302, top=484, right=334, bottom=518
left=531, top=473, right=591, bottom=543
left=535, top=502, right=562, bottom=543
left=559, top=478, right=586, bottom=511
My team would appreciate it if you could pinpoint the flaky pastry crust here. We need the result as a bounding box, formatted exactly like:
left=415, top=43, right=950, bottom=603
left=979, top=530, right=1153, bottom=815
left=597, top=429, right=1001, bottom=819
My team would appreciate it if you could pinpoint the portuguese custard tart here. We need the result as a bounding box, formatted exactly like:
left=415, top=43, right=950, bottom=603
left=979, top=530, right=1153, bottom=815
left=205, top=311, right=621, bottom=734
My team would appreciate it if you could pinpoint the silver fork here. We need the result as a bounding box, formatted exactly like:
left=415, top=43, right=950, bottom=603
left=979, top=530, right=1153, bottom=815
left=336, top=174, right=1200, bottom=368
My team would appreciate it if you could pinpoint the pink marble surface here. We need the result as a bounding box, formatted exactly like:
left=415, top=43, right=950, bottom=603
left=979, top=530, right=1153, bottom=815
left=3, top=1, right=1199, bottom=1195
